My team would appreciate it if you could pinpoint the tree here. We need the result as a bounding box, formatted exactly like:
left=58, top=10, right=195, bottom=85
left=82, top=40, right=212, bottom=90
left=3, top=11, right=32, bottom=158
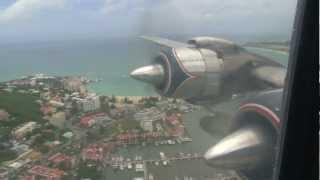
left=172, top=98, right=177, bottom=104
left=77, top=162, right=101, bottom=180
left=71, top=101, right=78, bottom=115
left=124, top=97, right=129, bottom=104
left=37, top=145, right=50, bottom=153
left=101, top=101, right=110, bottom=113
left=0, top=149, right=17, bottom=163
left=110, top=103, right=116, bottom=109
left=110, top=95, right=116, bottom=103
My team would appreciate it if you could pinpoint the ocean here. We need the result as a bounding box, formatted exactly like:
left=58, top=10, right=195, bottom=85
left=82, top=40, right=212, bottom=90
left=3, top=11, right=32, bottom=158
left=0, top=38, right=289, bottom=96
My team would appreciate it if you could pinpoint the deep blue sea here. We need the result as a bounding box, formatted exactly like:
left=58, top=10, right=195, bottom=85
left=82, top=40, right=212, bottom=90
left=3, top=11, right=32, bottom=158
left=0, top=38, right=289, bottom=96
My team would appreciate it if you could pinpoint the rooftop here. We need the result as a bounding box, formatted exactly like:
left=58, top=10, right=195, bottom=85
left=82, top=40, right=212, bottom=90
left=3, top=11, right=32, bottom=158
left=48, top=153, right=72, bottom=164
left=28, top=165, right=64, bottom=178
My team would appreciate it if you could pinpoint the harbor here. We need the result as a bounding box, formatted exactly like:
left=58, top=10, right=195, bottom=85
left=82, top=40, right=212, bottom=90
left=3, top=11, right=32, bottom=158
left=101, top=107, right=241, bottom=180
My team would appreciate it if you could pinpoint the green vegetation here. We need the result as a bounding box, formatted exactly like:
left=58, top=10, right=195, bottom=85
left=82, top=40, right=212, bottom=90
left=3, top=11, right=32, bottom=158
left=142, top=97, right=159, bottom=108
left=0, top=91, right=43, bottom=127
left=100, top=124, right=120, bottom=137
left=123, top=97, right=133, bottom=104
left=100, top=96, right=110, bottom=113
left=37, top=145, right=50, bottom=153
left=110, top=95, right=116, bottom=103
left=0, top=149, right=17, bottom=163
left=118, top=119, right=141, bottom=132
left=0, top=127, right=11, bottom=140
left=77, top=162, right=101, bottom=180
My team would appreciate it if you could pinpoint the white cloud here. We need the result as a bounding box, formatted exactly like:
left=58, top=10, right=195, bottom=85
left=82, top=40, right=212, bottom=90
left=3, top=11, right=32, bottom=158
left=0, top=0, right=66, bottom=22
left=0, top=0, right=298, bottom=42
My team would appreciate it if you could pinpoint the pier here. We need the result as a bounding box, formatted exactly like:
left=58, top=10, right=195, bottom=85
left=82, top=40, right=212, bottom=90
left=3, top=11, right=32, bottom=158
left=103, top=153, right=203, bottom=168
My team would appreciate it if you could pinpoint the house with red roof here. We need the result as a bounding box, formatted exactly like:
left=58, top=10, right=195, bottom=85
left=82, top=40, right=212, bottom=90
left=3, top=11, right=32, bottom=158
left=28, top=165, right=65, bottom=180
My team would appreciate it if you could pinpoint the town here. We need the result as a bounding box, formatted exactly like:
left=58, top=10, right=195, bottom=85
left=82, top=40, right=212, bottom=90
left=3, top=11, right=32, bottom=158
left=0, top=74, right=244, bottom=180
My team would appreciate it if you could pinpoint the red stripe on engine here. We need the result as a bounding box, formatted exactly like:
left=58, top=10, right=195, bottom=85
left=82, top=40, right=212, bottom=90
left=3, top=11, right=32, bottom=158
left=240, top=103, right=281, bottom=130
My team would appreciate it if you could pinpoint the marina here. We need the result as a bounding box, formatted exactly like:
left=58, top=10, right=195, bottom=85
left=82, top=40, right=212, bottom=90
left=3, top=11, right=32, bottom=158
left=101, top=107, right=241, bottom=179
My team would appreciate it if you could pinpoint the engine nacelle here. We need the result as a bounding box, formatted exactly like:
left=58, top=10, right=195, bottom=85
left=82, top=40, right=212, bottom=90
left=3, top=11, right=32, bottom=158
left=131, top=45, right=224, bottom=102
left=204, top=89, right=282, bottom=175
left=131, top=36, right=284, bottom=104
left=188, top=36, right=241, bottom=55
left=154, top=47, right=224, bottom=100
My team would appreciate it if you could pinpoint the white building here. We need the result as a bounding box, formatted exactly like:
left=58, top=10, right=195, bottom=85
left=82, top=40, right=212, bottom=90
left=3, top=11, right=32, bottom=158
left=140, top=120, right=153, bottom=132
left=49, top=112, right=66, bottom=129
left=134, top=107, right=165, bottom=132
left=62, top=77, right=83, bottom=92
left=62, top=132, right=73, bottom=139
left=13, top=122, right=38, bottom=139
left=74, top=94, right=101, bottom=112
left=134, top=107, right=165, bottom=122
left=49, top=100, right=65, bottom=108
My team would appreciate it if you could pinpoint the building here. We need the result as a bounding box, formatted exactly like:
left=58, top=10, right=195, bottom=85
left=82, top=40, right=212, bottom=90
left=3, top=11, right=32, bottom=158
left=8, top=160, right=28, bottom=171
left=82, top=144, right=104, bottom=161
left=140, top=119, right=154, bottom=132
left=48, top=153, right=75, bottom=169
left=82, top=95, right=100, bottom=112
left=80, top=112, right=108, bottom=128
left=62, top=77, right=83, bottom=92
left=0, top=168, right=9, bottom=180
left=134, top=107, right=165, bottom=132
left=73, top=94, right=101, bottom=112
left=13, top=122, right=38, bottom=140
left=40, top=105, right=55, bottom=116
left=49, top=100, right=65, bottom=108
left=135, top=163, right=144, bottom=172
left=168, top=125, right=185, bottom=137
left=134, top=107, right=165, bottom=122
left=28, top=165, right=65, bottom=180
left=48, top=112, right=66, bottom=129
left=166, top=114, right=181, bottom=126
left=62, top=132, right=73, bottom=139
left=21, top=176, right=34, bottom=180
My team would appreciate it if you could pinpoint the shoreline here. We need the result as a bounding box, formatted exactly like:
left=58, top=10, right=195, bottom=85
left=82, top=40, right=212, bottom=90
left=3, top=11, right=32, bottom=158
left=245, top=46, right=289, bottom=54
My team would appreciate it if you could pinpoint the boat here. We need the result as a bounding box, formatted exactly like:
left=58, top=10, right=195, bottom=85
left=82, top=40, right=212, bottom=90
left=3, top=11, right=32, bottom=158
left=128, top=163, right=133, bottom=169
left=160, top=152, right=166, bottom=159
left=149, top=174, right=154, bottom=180
left=135, top=163, right=144, bottom=172
left=120, top=164, right=124, bottom=170
left=163, top=160, right=168, bottom=166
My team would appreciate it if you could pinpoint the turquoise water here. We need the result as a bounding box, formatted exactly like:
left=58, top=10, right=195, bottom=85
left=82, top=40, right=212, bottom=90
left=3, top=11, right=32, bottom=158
left=0, top=39, right=288, bottom=96
left=0, top=38, right=158, bottom=96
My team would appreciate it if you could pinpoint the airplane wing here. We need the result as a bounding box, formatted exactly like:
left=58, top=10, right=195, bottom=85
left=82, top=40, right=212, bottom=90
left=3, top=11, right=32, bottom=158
left=251, top=66, right=286, bottom=88
left=141, top=36, right=193, bottom=48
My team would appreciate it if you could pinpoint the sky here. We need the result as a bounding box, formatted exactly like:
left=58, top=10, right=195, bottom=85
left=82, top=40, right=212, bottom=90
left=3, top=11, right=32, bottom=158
left=0, top=0, right=298, bottom=43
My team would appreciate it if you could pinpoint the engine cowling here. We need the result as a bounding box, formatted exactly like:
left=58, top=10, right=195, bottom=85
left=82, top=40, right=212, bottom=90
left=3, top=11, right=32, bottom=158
left=131, top=46, right=224, bottom=101
left=204, top=89, right=282, bottom=175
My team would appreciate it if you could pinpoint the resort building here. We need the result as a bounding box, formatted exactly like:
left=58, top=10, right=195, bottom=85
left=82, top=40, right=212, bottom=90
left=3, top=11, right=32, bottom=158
left=73, top=94, right=101, bottom=112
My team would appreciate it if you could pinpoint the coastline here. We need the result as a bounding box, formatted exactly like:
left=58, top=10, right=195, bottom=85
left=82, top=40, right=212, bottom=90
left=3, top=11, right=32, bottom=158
left=245, top=46, right=289, bottom=55
left=0, top=46, right=289, bottom=96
